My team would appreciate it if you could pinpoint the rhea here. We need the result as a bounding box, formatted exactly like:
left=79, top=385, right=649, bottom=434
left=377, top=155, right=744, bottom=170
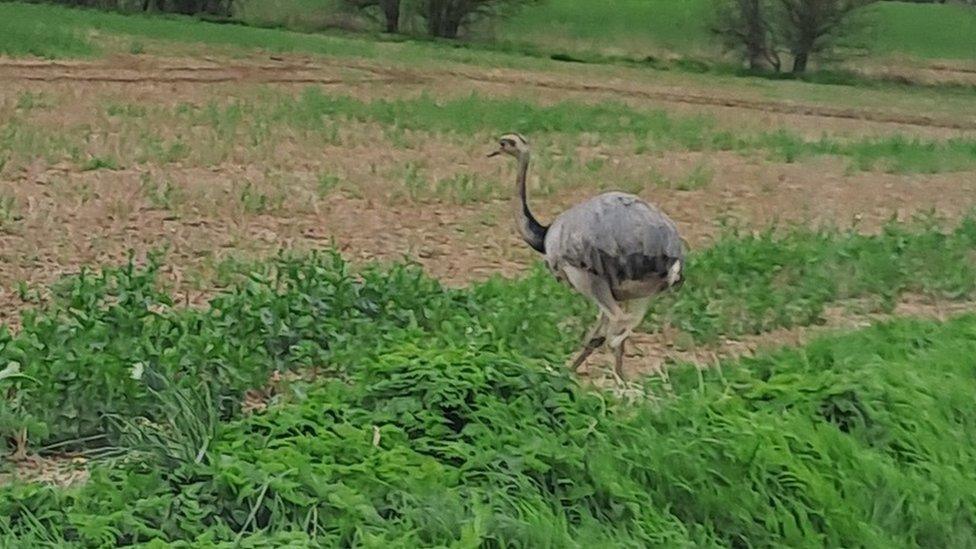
left=488, top=133, right=685, bottom=384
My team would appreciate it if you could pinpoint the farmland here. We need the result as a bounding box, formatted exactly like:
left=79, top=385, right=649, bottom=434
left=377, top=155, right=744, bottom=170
left=2, top=0, right=976, bottom=546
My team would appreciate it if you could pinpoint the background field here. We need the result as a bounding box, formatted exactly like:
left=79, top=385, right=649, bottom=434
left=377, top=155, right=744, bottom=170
left=233, top=0, right=976, bottom=63
left=1, top=0, right=976, bottom=546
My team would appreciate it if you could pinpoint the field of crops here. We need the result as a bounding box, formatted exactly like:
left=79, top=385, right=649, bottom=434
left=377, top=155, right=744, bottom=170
left=1, top=1, right=976, bottom=546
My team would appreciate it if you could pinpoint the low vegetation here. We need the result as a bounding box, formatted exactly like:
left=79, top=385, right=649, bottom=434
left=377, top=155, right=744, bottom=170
left=4, top=89, right=976, bottom=178
left=2, top=216, right=976, bottom=545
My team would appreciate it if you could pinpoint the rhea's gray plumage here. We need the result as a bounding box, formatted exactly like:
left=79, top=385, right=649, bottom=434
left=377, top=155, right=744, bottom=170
left=488, top=133, right=684, bottom=384
left=545, top=192, right=684, bottom=300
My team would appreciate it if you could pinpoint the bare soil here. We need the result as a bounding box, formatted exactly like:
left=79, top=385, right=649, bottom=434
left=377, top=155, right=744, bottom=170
left=3, top=54, right=975, bottom=136
left=1, top=51, right=974, bottom=331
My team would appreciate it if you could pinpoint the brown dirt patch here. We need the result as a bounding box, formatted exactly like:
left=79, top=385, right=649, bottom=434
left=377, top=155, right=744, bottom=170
left=0, top=453, right=90, bottom=488
left=0, top=51, right=975, bottom=328
left=4, top=53, right=975, bottom=137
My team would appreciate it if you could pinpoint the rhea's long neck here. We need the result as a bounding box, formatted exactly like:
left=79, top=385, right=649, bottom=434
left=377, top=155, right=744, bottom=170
left=514, top=151, right=547, bottom=254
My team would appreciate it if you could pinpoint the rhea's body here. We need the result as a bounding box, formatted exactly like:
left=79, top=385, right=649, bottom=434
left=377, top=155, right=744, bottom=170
left=489, top=133, right=685, bottom=383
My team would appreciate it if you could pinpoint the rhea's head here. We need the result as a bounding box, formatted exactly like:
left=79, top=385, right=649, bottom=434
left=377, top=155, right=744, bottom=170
left=487, top=133, right=529, bottom=159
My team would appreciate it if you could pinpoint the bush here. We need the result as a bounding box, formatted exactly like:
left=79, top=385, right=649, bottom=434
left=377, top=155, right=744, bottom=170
left=3, top=312, right=976, bottom=545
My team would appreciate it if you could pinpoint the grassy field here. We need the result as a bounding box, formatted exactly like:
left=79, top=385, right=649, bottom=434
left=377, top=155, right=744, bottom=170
left=2, top=1, right=976, bottom=546
left=860, top=1, right=976, bottom=61
left=229, top=0, right=976, bottom=63
left=500, top=0, right=976, bottom=62
left=5, top=1, right=976, bottom=66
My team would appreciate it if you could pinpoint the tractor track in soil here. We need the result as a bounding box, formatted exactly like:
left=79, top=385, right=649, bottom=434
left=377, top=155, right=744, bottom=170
left=2, top=56, right=974, bottom=131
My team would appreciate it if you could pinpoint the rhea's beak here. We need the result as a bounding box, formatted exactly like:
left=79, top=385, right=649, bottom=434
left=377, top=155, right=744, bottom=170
left=487, top=149, right=501, bottom=158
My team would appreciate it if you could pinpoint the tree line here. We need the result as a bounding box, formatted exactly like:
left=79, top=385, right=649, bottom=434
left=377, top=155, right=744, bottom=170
left=29, top=0, right=974, bottom=74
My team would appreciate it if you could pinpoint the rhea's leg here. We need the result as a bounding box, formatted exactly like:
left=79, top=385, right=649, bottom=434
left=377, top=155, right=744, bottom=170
left=606, top=297, right=653, bottom=384
left=571, top=313, right=607, bottom=372
left=561, top=267, right=625, bottom=376
left=611, top=338, right=627, bottom=385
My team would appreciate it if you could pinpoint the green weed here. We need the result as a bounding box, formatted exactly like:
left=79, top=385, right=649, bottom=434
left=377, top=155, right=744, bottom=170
left=653, top=162, right=714, bottom=191
left=237, top=180, right=284, bottom=214
left=3, top=302, right=976, bottom=545
left=15, top=92, right=50, bottom=111
left=315, top=172, right=341, bottom=198
left=80, top=156, right=119, bottom=172
left=0, top=193, right=19, bottom=231
left=140, top=174, right=184, bottom=210
left=435, top=172, right=499, bottom=204
left=400, top=161, right=430, bottom=202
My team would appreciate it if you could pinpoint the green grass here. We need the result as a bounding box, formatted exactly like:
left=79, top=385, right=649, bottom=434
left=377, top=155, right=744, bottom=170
left=0, top=4, right=95, bottom=58
left=130, top=90, right=976, bottom=174
left=861, top=1, right=976, bottom=61
left=499, top=0, right=976, bottom=62
left=497, top=0, right=713, bottom=56
left=0, top=1, right=376, bottom=60
left=2, top=0, right=973, bottom=69
left=0, top=1, right=548, bottom=71
left=2, top=218, right=976, bottom=545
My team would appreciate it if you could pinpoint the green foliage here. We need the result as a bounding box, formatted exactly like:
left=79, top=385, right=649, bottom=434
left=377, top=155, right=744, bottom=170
left=2, top=214, right=976, bottom=545
left=4, top=310, right=976, bottom=545
left=649, top=213, right=976, bottom=341
left=3, top=214, right=976, bottom=451
left=80, top=156, right=120, bottom=171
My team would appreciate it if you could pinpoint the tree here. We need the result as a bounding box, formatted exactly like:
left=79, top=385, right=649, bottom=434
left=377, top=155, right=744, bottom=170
left=712, top=0, right=780, bottom=71
left=419, top=0, right=537, bottom=39
left=345, top=0, right=535, bottom=39
left=773, top=0, right=871, bottom=73
left=342, top=0, right=401, bottom=33
left=712, top=0, right=871, bottom=74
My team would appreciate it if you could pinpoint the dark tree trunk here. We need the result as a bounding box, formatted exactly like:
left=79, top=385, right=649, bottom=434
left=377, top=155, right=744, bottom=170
left=381, top=0, right=400, bottom=33
left=742, top=0, right=766, bottom=71
left=426, top=0, right=463, bottom=38
left=792, top=51, right=808, bottom=74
